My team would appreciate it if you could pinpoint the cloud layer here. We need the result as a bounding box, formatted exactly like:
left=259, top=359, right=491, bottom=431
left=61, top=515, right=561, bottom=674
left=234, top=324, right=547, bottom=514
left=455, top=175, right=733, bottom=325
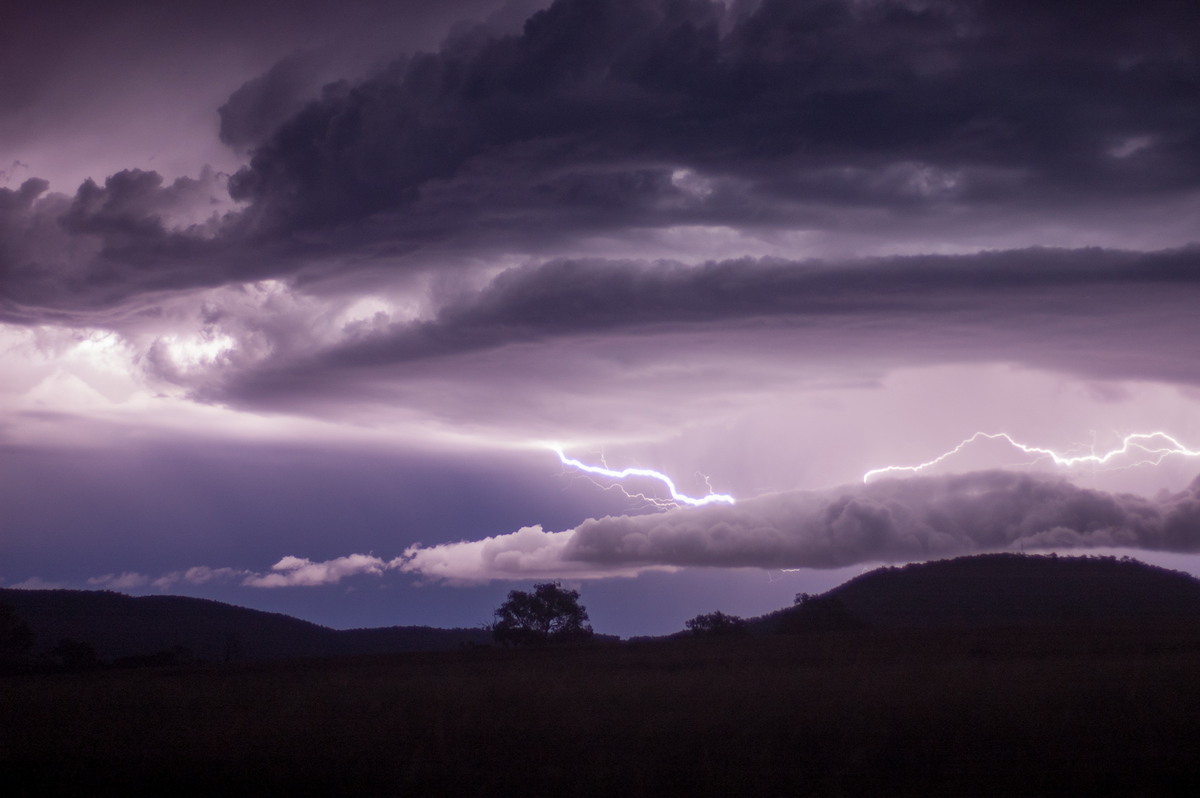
left=213, top=246, right=1200, bottom=411
left=83, top=555, right=400, bottom=592
left=402, top=470, right=1200, bottom=581
left=6, top=0, right=1198, bottom=441
left=4, top=0, right=1199, bottom=316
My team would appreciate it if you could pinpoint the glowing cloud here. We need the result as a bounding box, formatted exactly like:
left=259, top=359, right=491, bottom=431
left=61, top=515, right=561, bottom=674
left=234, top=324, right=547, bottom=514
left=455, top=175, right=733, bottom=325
left=863, top=431, right=1200, bottom=483
left=400, top=468, right=1200, bottom=583
left=241, top=554, right=395, bottom=588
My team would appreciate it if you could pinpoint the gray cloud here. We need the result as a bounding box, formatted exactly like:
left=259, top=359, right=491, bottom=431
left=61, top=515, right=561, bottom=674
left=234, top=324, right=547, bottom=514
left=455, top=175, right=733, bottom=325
left=5, top=0, right=1197, bottom=318
left=0, top=169, right=237, bottom=317
left=203, top=246, right=1200, bottom=415
left=0, top=0, right=530, bottom=314
left=402, top=469, right=1200, bottom=581
left=230, top=0, right=1200, bottom=235
left=218, top=55, right=328, bottom=153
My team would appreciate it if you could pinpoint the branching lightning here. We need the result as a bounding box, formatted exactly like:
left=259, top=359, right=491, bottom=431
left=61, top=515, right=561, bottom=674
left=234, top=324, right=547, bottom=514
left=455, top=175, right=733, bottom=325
left=863, top=431, right=1200, bottom=483
left=552, top=446, right=736, bottom=507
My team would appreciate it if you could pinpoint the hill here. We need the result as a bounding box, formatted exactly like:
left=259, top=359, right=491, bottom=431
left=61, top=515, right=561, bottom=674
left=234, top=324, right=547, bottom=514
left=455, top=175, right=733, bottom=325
left=8, top=554, right=1200, bottom=664
left=7, top=614, right=1200, bottom=795
left=761, top=553, right=1200, bottom=632
left=9, top=555, right=1200, bottom=794
left=0, top=588, right=489, bottom=663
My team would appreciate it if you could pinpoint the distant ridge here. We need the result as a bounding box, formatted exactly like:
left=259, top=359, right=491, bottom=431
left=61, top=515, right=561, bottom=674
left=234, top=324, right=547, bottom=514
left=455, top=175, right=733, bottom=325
left=761, top=554, right=1200, bottom=632
left=0, top=588, right=490, bottom=662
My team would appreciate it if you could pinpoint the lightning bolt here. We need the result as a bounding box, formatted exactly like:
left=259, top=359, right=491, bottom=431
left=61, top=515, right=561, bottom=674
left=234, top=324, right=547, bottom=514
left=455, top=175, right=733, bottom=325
left=863, top=431, right=1200, bottom=483
left=552, top=446, right=736, bottom=507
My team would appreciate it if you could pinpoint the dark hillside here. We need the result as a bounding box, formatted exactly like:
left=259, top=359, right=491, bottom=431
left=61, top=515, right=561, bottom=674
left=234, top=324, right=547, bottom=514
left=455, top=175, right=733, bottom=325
left=765, top=554, right=1200, bottom=631
left=0, top=589, right=489, bottom=662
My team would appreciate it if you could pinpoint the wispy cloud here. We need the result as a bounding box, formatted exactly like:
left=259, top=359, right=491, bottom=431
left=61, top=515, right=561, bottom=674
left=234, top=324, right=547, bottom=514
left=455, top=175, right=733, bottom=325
left=77, top=555, right=404, bottom=593
left=6, top=576, right=69, bottom=590
left=241, top=554, right=399, bottom=587
left=87, top=571, right=152, bottom=590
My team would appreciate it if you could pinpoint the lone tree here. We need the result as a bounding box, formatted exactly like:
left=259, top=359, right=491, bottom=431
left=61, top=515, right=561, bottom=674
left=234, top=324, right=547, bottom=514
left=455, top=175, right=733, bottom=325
left=492, top=582, right=594, bottom=646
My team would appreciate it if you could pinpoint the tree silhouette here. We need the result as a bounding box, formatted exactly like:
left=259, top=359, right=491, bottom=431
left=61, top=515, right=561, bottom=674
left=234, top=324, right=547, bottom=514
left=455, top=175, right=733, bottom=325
left=780, top=593, right=866, bottom=633
left=685, top=611, right=747, bottom=637
left=492, top=582, right=594, bottom=646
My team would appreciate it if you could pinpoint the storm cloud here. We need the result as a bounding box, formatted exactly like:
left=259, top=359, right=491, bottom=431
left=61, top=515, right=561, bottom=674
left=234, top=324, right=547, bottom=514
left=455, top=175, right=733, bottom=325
left=231, top=0, right=1200, bottom=231
left=198, top=246, right=1200, bottom=421
left=5, top=0, right=1200, bottom=633
left=4, top=0, right=1199, bottom=315
left=402, top=470, right=1200, bottom=582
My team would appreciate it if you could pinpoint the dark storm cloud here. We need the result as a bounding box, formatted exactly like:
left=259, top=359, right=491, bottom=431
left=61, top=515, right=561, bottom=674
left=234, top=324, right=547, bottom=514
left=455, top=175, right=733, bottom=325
left=7, top=0, right=1197, bottom=316
left=0, top=0, right=525, bottom=314
left=0, top=169, right=238, bottom=317
left=402, top=469, right=1200, bottom=579
left=214, top=0, right=550, bottom=154
left=207, top=246, right=1200, bottom=411
left=218, top=55, right=328, bottom=153
left=230, top=0, right=1200, bottom=232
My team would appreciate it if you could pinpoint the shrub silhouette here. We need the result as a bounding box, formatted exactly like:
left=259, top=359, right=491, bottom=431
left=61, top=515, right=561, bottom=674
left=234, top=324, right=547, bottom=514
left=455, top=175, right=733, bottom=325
left=778, top=593, right=867, bottom=633
left=0, top=602, right=35, bottom=673
left=685, top=611, right=747, bottom=637
left=492, top=582, right=594, bottom=646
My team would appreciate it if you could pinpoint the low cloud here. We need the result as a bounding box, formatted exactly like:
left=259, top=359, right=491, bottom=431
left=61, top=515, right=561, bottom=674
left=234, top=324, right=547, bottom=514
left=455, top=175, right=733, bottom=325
left=6, top=576, right=69, bottom=590
left=74, top=555, right=402, bottom=593
left=241, top=553, right=398, bottom=587
left=401, top=470, right=1200, bottom=582
left=401, top=525, right=659, bottom=584
left=145, top=566, right=248, bottom=591
left=88, top=571, right=152, bottom=590
left=20, top=469, right=1200, bottom=592
left=211, top=247, right=1200, bottom=418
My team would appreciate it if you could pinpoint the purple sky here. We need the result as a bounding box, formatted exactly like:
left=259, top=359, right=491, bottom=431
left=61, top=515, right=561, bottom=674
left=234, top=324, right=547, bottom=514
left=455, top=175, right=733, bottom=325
left=4, top=0, right=1200, bottom=636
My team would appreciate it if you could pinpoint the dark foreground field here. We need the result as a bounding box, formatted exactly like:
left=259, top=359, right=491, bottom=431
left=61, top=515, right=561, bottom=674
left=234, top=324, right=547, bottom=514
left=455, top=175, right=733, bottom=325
left=4, top=622, right=1200, bottom=797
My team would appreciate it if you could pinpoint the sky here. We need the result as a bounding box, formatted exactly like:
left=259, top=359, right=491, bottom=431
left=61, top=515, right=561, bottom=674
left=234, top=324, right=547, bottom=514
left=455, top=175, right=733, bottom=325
left=3, top=0, right=1200, bottom=637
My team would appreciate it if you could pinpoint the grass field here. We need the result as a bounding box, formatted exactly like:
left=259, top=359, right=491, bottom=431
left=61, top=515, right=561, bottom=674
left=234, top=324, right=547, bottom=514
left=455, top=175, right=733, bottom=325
left=4, top=623, right=1200, bottom=796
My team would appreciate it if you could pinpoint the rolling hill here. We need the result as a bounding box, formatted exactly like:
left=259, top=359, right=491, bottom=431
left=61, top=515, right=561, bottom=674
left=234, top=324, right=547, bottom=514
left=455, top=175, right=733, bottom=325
left=0, top=588, right=489, bottom=662
left=7, top=554, right=1200, bottom=665
left=761, top=553, right=1200, bottom=632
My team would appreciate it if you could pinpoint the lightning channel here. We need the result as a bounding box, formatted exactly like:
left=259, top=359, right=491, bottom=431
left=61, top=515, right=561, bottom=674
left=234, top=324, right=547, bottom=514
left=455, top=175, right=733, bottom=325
left=552, top=446, right=736, bottom=507
left=863, top=431, right=1200, bottom=483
